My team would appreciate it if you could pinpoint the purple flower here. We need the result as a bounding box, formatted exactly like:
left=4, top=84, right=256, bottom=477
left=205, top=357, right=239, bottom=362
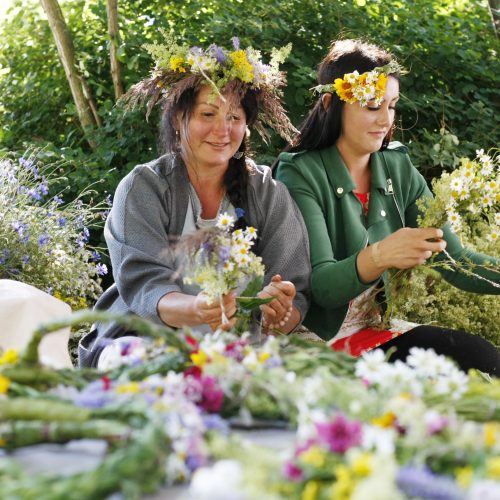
left=76, top=213, right=85, bottom=229
left=231, top=37, right=240, bottom=50
left=22, top=255, right=30, bottom=265
left=27, top=187, right=42, bottom=202
left=96, top=263, right=108, bottom=276
left=19, top=157, right=38, bottom=177
left=218, top=245, right=230, bottom=263
left=53, top=195, right=64, bottom=205
left=396, top=466, right=464, bottom=500
left=202, top=414, right=230, bottom=435
left=283, top=461, right=304, bottom=481
left=315, top=414, right=362, bottom=454
left=200, top=376, right=224, bottom=413
left=39, top=180, right=49, bottom=196
left=73, top=379, right=116, bottom=409
left=186, top=453, right=206, bottom=472
left=82, top=226, right=90, bottom=241
left=105, top=194, right=113, bottom=206
left=92, top=250, right=101, bottom=262
left=58, top=217, right=67, bottom=227
left=209, top=44, right=227, bottom=64
left=0, top=249, right=10, bottom=265
left=38, top=233, right=50, bottom=246
left=11, top=221, right=28, bottom=238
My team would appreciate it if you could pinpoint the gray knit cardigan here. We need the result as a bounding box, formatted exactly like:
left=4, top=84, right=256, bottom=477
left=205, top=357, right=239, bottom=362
left=79, top=154, right=311, bottom=367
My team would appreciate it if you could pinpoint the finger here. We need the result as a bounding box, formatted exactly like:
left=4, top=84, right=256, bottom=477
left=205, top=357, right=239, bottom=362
left=420, top=240, right=447, bottom=253
left=418, top=227, right=444, bottom=241
left=260, top=303, right=277, bottom=319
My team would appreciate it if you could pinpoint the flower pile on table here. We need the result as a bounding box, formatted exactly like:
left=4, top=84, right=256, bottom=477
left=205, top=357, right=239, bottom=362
left=1, top=311, right=499, bottom=499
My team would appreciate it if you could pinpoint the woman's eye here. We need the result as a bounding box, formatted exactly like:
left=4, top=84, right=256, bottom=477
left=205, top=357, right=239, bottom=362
left=367, top=106, right=381, bottom=111
left=230, top=114, right=241, bottom=121
left=201, top=112, right=214, bottom=117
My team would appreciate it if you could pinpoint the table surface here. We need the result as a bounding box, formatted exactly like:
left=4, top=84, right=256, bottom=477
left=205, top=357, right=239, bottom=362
left=1, top=427, right=297, bottom=499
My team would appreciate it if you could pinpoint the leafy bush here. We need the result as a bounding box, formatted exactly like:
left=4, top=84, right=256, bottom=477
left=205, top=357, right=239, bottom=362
left=0, top=150, right=109, bottom=309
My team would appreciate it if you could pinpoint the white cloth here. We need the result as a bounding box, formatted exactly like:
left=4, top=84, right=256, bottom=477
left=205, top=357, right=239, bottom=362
left=0, top=280, right=73, bottom=368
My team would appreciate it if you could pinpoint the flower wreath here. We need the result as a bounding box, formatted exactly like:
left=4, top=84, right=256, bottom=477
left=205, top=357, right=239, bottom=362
left=123, top=30, right=297, bottom=142
left=312, top=60, right=405, bottom=107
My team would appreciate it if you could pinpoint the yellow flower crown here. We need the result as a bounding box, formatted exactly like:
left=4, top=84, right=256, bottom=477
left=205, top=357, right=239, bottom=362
left=312, top=60, right=404, bottom=107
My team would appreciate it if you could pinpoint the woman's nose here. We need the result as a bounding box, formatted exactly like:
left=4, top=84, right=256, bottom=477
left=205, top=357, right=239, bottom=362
left=377, top=106, right=391, bottom=126
left=212, top=115, right=232, bottom=136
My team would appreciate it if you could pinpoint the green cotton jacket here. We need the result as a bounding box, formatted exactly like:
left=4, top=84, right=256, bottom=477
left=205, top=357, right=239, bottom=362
left=276, top=142, right=500, bottom=341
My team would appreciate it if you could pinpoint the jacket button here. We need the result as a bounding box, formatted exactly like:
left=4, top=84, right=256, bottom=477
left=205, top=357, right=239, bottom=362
left=380, top=210, right=386, bottom=217
left=337, top=187, right=344, bottom=194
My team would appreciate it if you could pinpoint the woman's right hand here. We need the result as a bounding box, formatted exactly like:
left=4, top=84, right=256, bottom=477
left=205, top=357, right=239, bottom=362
left=377, top=227, right=447, bottom=270
left=193, top=291, right=237, bottom=332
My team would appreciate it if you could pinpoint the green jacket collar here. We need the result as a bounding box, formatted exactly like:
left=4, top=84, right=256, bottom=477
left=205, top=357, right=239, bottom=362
left=319, top=144, right=391, bottom=197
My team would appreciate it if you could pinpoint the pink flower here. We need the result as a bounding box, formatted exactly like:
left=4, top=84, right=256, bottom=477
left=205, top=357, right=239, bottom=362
left=283, top=461, right=304, bottom=481
left=200, top=376, right=224, bottom=413
left=315, top=414, right=362, bottom=454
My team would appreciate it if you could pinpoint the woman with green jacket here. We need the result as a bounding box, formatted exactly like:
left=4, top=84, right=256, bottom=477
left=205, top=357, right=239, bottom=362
left=276, top=39, right=500, bottom=375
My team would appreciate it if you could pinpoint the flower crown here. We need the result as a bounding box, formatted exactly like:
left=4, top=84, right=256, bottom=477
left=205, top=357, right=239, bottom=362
left=122, top=30, right=296, bottom=142
left=312, top=60, right=404, bottom=107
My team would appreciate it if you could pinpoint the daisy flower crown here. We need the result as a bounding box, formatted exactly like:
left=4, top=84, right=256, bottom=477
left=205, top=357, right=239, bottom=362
left=122, top=30, right=297, bottom=142
left=312, top=60, right=405, bottom=107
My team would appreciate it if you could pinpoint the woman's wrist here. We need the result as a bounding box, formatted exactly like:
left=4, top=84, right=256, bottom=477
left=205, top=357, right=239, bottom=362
left=371, top=241, right=384, bottom=269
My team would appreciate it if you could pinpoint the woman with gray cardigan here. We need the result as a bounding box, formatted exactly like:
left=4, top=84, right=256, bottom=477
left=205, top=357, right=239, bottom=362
left=79, top=38, right=310, bottom=368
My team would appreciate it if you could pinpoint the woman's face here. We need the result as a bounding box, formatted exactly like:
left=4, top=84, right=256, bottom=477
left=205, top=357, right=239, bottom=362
left=337, top=75, right=400, bottom=158
left=180, top=85, right=247, bottom=172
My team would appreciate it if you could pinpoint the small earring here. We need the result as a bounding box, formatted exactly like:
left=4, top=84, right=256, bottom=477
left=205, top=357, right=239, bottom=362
left=233, top=151, right=244, bottom=159
left=175, top=129, right=180, bottom=142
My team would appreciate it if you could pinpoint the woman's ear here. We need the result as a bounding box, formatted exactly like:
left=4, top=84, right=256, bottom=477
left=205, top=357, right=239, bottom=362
left=321, top=93, right=332, bottom=112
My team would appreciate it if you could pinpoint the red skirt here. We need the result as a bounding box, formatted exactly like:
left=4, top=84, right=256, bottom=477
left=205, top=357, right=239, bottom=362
left=330, top=328, right=404, bottom=357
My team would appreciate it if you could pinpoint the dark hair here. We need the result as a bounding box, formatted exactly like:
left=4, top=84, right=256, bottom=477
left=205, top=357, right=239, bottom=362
left=289, top=39, right=398, bottom=153
left=159, top=86, right=259, bottom=211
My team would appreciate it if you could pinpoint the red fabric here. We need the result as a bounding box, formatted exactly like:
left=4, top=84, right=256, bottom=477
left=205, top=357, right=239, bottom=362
left=330, top=328, right=404, bottom=357
left=354, top=191, right=369, bottom=215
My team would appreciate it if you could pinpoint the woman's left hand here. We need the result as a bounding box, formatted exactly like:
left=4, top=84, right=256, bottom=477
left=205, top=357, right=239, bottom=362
left=258, top=274, right=296, bottom=329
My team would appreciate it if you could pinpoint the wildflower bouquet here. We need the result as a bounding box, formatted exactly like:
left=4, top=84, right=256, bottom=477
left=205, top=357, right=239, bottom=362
left=182, top=212, right=271, bottom=331
left=0, top=151, right=109, bottom=309
left=418, top=149, right=499, bottom=242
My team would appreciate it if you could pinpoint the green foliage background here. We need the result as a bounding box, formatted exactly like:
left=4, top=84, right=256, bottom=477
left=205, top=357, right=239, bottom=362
left=0, top=0, right=498, bottom=340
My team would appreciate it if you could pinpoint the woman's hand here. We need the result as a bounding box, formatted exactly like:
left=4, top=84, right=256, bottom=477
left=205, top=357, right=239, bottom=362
left=258, top=274, right=296, bottom=330
left=377, top=227, right=447, bottom=270
left=356, top=227, right=447, bottom=284
left=158, top=291, right=236, bottom=331
left=193, top=292, right=237, bottom=331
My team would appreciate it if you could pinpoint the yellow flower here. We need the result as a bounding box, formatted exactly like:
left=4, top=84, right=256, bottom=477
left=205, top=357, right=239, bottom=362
left=484, top=422, right=499, bottom=447
left=351, top=452, right=373, bottom=477
left=331, top=465, right=354, bottom=500
left=0, top=374, right=11, bottom=394
left=371, top=412, right=396, bottom=428
left=0, top=348, right=18, bottom=365
left=486, top=457, right=500, bottom=479
left=229, top=50, right=254, bottom=83
left=258, top=352, right=271, bottom=363
left=376, top=73, right=388, bottom=92
left=334, top=78, right=354, bottom=103
left=302, top=480, right=320, bottom=500
left=191, top=350, right=209, bottom=367
left=300, top=445, right=326, bottom=468
left=455, top=466, right=473, bottom=488
left=170, top=55, right=186, bottom=72
left=115, top=382, right=140, bottom=394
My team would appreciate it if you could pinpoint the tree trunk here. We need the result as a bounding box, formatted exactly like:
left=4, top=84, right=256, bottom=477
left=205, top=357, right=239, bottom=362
left=106, top=0, right=124, bottom=100
left=39, top=0, right=100, bottom=148
left=487, top=0, right=499, bottom=37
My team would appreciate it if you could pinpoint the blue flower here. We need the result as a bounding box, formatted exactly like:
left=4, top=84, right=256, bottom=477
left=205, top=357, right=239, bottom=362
left=209, top=44, right=227, bottom=64
left=91, top=250, right=101, bottom=262
left=76, top=213, right=85, bottom=229
left=105, top=194, right=113, bottom=206
left=58, top=217, right=67, bottom=227
left=0, top=249, right=10, bottom=265
left=22, top=255, right=30, bottom=265
left=53, top=195, right=64, bottom=205
left=235, top=207, right=245, bottom=219
left=38, top=233, right=50, bottom=246
left=396, top=466, right=464, bottom=500
left=82, top=226, right=90, bottom=241
left=96, top=263, right=108, bottom=276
